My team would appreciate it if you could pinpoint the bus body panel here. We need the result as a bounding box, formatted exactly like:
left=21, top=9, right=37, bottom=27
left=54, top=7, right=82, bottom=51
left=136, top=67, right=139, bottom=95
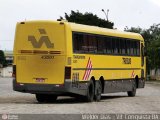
left=14, top=21, right=66, bottom=85
left=72, top=55, right=141, bottom=81
left=16, top=55, right=65, bottom=84
left=14, top=21, right=66, bottom=54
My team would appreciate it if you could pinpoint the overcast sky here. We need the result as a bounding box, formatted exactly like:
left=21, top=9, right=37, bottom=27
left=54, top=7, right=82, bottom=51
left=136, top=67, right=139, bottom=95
left=0, top=0, right=160, bottom=50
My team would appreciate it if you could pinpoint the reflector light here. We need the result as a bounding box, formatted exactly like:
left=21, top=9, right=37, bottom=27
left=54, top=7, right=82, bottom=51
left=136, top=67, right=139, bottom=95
left=19, top=50, right=61, bottom=54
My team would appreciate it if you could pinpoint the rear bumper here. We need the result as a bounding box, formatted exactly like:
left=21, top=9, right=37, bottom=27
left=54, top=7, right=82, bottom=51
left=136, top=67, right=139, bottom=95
left=13, top=79, right=88, bottom=96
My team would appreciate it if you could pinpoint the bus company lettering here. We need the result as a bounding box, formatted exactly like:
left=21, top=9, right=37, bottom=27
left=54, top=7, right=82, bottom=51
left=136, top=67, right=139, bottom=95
left=123, top=58, right=131, bottom=64
left=73, top=55, right=85, bottom=59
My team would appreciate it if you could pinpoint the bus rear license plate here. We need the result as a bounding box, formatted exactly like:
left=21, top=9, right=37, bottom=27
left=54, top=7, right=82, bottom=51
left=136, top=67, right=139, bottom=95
left=35, top=78, right=46, bottom=83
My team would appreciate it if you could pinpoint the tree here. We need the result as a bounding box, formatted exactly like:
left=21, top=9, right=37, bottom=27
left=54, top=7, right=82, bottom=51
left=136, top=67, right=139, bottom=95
left=125, top=24, right=160, bottom=75
left=0, top=50, right=7, bottom=68
left=147, top=24, right=160, bottom=73
left=60, top=10, right=114, bottom=29
left=124, top=26, right=143, bottom=34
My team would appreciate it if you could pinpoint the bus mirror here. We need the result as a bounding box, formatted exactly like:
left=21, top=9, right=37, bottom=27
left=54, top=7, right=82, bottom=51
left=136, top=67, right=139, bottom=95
left=144, top=47, right=147, bottom=56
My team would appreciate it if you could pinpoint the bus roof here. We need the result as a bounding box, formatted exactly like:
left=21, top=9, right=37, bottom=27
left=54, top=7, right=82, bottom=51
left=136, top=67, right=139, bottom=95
left=17, top=20, right=144, bottom=41
left=68, top=22, right=144, bottom=41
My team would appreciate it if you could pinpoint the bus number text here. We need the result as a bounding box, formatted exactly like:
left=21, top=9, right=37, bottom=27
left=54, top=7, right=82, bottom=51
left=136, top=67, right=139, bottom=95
left=41, top=55, right=54, bottom=59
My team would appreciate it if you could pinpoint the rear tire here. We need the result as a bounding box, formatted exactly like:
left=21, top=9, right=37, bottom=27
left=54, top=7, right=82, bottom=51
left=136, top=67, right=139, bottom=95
left=127, top=80, right=136, bottom=97
left=94, top=81, right=102, bottom=102
left=36, top=94, right=45, bottom=103
left=86, top=80, right=94, bottom=102
left=36, top=94, right=57, bottom=103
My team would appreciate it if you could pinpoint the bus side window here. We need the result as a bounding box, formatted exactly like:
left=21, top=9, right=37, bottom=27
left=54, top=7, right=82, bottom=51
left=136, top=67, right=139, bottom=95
left=137, top=41, right=140, bottom=56
left=130, top=40, right=134, bottom=56
left=121, top=39, right=126, bottom=55
left=73, top=32, right=142, bottom=57
left=124, top=40, right=127, bottom=55
left=112, top=38, right=116, bottom=54
left=133, top=41, right=137, bottom=55
left=88, top=35, right=97, bottom=53
left=83, top=34, right=89, bottom=53
left=117, top=38, right=120, bottom=54
left=126, top=40, right=130, bottom=55
left=105, top=37, right=112, bottom=54
left=141, top=43, right=144, bottom=66
left=119, top=38, right=122, bottom=54
left=73, top=33, right=84, bottom=53
left=97, top=36, right=105, bottom=54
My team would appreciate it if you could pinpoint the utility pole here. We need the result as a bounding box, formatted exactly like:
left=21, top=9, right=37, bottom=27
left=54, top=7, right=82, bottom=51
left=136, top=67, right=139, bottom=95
left=102, top=9, right=109, bottom=21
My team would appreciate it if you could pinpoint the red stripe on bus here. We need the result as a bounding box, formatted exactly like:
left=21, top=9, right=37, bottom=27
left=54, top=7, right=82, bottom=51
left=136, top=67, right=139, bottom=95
left=83, top=57, right=93, bottom=80
left=85, top=60, right=92, bottom=80
left=131, top=70, right=135, bottom=78
left=83, top=57, right=91, bottom=80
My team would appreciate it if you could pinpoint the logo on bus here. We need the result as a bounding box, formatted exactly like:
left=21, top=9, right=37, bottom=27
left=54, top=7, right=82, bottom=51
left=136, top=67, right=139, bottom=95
left=28, top=29, right=54, bottom=48
left=122, top=58, right=131, bottom=64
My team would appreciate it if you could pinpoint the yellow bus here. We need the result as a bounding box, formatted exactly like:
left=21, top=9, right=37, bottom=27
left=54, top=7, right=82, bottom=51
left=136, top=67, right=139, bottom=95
left=13, top=20, right=146, bottom=102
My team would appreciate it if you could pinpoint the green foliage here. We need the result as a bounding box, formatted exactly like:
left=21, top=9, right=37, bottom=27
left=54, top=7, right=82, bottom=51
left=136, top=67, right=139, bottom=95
left=125, top=24, right=160, bottom=72
left=124, top=27, right=143, bottom=34
left=0, top=50, right=7, bottom=67
left=60, top=10, right=114, bottom=29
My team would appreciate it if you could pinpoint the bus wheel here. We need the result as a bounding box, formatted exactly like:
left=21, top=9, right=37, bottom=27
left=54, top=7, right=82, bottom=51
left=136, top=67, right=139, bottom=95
left=94, top=81, right=102, bottom=102
left=36, top=94, right=46, bottom=103
left=86, top=80, right=94, bottom=102
left=46, top=94, right=57, bottom=103
left=35, top=94, right=57, bottom=103
left=127, top=80, right=136, bottom=97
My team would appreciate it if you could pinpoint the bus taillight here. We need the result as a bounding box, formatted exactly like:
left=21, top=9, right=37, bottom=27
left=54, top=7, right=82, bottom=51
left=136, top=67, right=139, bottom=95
left=12, top=65, right=16, bottom=78
left=65, top=67, right=71, bottom=79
